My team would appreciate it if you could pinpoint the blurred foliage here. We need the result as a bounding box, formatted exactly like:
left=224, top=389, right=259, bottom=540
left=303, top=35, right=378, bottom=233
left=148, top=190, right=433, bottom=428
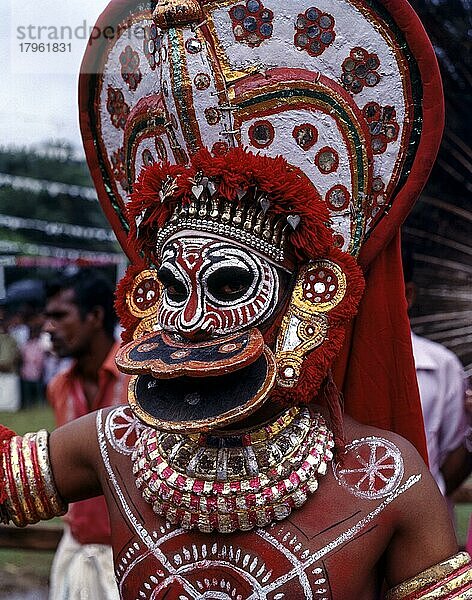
left=0, top=186, right=116, bottom=236
left=0, top=144, right=93, bottom=186
left=0, top=143, right=123, bottom=290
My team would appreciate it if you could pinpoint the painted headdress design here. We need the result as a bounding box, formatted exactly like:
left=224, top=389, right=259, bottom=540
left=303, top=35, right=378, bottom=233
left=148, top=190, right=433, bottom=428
left=80, top=0, right=443, bottom=445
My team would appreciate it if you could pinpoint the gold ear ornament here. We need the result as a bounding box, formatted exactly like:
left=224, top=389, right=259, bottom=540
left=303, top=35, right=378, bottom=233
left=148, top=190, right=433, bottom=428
left=276, top=259, right=347, bottom=388
left=125, top=269, right=161, bottom=339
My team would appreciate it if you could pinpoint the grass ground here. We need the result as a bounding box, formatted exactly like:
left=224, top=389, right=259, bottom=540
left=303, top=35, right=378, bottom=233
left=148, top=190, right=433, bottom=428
left=456, top=503, right=471, bottom=548
left=0, top=404, right=55, bottom=435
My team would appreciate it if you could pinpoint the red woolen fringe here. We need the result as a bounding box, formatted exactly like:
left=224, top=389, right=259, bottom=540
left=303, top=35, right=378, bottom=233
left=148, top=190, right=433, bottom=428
left=126, top=147, right=333, bottom=264
left=127, top=162, right=188, bottom=261
left=324, top=247, right=365, bottom=326
left=0, top=426, right=16, bottom=505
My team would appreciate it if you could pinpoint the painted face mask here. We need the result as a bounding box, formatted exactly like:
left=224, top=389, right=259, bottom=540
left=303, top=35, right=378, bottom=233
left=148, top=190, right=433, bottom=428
left=116, top=228, right=291, bottom=431
left=157, top=234, right=282, bottom=339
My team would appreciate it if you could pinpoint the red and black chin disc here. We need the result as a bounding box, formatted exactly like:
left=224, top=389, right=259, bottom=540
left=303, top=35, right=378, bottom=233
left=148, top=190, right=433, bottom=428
left=127, top=346, right=277, bottom=432
left=115, top=328, right=264, bottom=378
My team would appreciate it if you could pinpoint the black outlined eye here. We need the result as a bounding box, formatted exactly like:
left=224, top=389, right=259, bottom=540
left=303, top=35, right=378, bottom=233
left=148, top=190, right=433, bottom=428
left=158, top=266, right=187, bottom=302
left=206, top=266, right=254, bottom=302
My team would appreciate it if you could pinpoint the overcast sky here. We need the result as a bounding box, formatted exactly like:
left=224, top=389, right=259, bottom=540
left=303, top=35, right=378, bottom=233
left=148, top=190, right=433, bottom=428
left=1, top=1, right=109, bottom=158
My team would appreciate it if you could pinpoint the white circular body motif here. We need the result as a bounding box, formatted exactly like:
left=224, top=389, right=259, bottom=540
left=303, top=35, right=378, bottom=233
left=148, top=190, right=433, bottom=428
left=333, top=437, right=404, bottom=499
left=105, top=406, right=147, bottom=455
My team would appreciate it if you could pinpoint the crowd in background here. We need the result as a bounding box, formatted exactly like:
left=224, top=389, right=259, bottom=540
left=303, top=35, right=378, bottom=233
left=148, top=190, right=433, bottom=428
left=0, top=299, right=70, bottom=411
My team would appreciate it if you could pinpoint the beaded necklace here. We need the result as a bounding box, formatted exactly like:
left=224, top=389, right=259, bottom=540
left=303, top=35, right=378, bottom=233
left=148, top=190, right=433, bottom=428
left=132, top=407, right=334, bottom=533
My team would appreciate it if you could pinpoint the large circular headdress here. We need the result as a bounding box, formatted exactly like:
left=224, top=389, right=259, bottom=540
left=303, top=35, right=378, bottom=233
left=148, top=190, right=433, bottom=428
left=79, top=0, right=442, bottom=452
left=80, top=0, right=443, bottom=267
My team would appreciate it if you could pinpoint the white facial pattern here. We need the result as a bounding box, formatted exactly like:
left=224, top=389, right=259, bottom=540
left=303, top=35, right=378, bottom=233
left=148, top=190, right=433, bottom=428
left=157, top=235, right=280, bottom=339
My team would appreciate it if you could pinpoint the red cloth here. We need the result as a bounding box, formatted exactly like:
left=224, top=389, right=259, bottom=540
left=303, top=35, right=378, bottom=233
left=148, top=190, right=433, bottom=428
left=327, top=0, right=443, bottom=464
left=334, top=233, right=428, bottom=462
left=47, top=342, right=128, bottom=544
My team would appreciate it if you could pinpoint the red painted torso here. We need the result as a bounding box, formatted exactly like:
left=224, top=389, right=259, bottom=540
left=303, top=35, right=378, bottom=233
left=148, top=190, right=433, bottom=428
left=96, top=407, right=420, bottom=600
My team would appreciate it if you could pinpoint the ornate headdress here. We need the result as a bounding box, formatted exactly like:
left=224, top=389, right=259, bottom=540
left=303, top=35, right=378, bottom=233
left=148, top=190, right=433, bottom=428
left=80, top=0, right=443, bottom=454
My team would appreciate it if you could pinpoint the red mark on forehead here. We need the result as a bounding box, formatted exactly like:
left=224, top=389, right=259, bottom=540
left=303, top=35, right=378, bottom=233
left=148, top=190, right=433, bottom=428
left=172, top=238, right=215, bottom=272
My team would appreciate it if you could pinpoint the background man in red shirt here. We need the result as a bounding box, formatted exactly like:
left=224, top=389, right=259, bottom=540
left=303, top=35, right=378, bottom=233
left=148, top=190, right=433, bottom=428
left=43, top=269, right=127, bottom=600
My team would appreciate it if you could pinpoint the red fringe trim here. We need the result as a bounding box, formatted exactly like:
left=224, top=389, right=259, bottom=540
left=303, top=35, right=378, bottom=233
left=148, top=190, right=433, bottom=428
left=126, top=148, right=333, bottom=265
left=127, top=162, right=187, bottom=235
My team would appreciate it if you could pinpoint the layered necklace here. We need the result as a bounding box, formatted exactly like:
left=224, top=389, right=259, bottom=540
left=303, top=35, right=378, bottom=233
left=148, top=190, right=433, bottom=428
left=132, top=407, right=334, bottom=533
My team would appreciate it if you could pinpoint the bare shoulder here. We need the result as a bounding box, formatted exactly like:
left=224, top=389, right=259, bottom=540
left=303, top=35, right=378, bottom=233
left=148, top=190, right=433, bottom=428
left=50, top=406, right=117, bottom=450
left=341, top=414, right=458, bottom=587
left=341, top=413, right=443, bottom=512
left=50, top=409, right=100, bottom=454
left=331, top=413, right=434, bottom=518
left=343, top=413, right=428, bottom=471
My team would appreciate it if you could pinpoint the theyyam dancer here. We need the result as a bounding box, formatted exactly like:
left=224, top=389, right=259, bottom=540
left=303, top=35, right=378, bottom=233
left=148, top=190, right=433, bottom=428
left=1, top=0, right=471, bottom=597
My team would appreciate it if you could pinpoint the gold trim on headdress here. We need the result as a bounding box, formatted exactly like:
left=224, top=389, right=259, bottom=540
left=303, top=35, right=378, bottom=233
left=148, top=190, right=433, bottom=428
left=153, top=0, right=203, bottom=30
left=155, top=178, right=292, bottom=264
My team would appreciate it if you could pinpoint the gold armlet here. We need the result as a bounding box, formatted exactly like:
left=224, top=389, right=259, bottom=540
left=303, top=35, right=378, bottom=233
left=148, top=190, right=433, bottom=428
left=386, top=552, right=472, bottom=599
left=0, top=430, right=67, bottom=527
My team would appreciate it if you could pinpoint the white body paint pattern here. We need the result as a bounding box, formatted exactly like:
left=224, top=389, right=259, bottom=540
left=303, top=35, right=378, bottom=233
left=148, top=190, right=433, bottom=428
left=105, top=406, right=147, bottom=456
left=332, top=437, right=405, bottom=500
left=98, top=409, right=421, bottom=599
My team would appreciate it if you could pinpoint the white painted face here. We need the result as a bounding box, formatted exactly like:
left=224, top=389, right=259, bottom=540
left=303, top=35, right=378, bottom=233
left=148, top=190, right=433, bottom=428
left=157, top=234, right=281, bottom=340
